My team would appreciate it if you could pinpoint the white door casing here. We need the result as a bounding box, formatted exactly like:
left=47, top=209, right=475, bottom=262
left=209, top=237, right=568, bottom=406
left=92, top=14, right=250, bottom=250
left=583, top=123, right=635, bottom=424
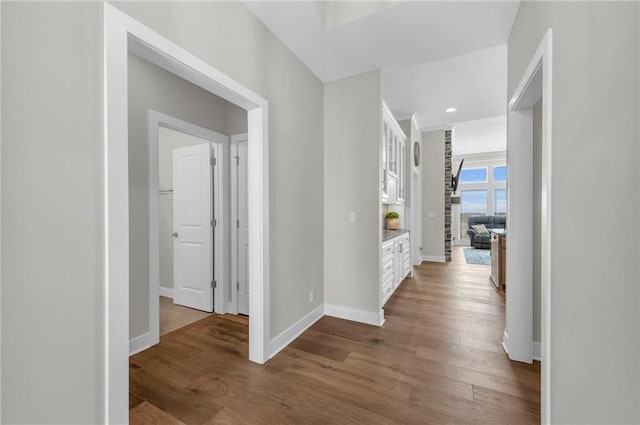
left=173, top=143, right=214, bottom=312
left=105, top=5, right=270, bottom=422
left=232, top=136, right=249, bottom=315
left=506, top=29, right=553, bottom=424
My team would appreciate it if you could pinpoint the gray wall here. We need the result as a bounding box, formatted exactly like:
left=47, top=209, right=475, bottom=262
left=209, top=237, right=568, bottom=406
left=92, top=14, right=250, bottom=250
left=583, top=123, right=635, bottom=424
left=532, top=100, right=541, bottom=345
left=115, top=0, right=325, bottom=342
left=2, top=3, right=103, bottom=423
left=509, top=2, right=639, bottom=423
left=421, top=130, right=445, bottom=260
left=1, top=2, right=324, bottom=422
left=324, top=70, right=382, bottom=313
left=128, top=52, right=246, bottom=339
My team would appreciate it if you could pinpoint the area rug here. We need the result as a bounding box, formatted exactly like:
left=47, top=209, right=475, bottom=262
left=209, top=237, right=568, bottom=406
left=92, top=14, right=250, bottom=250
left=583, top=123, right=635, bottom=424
left=463, top=247, right=491, bottom=265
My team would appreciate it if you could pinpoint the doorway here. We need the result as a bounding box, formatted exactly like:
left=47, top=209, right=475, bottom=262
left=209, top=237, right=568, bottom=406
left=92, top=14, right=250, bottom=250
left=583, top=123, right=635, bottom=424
left=104, top=4, right=270, bottom=422
left=231, top=135, right=249, bottom=316
left=505, top=29, right=553, bottom=423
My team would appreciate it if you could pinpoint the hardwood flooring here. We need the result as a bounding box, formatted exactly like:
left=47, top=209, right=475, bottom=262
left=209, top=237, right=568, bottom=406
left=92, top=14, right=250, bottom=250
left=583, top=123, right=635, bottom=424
left=160, top=296, right=213, bottom=336
left=130, top=247, right=540, bottom=424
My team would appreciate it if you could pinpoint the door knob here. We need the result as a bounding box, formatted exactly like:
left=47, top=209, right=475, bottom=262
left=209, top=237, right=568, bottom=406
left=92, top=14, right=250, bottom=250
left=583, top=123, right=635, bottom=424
left=171, top=232, right=179, bottom=238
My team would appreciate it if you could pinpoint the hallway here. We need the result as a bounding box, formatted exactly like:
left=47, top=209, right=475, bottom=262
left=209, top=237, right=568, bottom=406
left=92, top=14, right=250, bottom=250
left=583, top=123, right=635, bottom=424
left=129, top=247, right=540, bottom=424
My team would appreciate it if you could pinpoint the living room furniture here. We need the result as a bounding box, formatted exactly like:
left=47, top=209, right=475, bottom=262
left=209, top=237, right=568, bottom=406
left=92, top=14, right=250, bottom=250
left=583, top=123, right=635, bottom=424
left=490, top=229, right=507, bottom=290
left=466, top=215, right=506, bottom=249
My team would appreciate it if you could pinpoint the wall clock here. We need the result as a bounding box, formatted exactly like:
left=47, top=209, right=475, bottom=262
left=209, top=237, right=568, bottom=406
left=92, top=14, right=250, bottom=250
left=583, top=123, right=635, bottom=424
left=413, top=142, right=420, bottom=167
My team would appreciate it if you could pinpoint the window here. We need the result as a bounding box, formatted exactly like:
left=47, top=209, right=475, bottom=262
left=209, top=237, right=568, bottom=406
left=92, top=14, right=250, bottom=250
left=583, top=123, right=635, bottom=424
left=494, top=189, right=507, bottom=215
left=461, top=190, right=488, bottom=214
left=459, top=167, right=487, bottom=183
left=493, top=165, right=507, bottom=182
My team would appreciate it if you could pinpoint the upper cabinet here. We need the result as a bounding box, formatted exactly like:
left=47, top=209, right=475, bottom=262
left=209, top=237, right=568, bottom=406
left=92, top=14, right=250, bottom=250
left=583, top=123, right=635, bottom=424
left=382, top=102, right=407, bottom=205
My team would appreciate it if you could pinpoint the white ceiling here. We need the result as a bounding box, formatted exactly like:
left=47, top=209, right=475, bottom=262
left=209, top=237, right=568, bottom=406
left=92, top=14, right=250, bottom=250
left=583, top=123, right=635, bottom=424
left=244, top=0, right=519, bottom=129
left=452, top=115, right=507, bottom=156
left=383, top=43, right=508, bottom=129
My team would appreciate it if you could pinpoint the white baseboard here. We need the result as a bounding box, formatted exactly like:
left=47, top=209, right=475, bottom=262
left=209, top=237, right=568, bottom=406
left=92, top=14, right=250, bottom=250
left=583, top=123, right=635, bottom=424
left=268, top=304, right=324, bottom=359
left=421, top=255, right=445, bottom=263
left=532, top=341, right=541, bottom=361
left=129, top=332, right=157, bottom=356
left=325, top=304, right=385, bottom=327
left=158, top=286, right=174, bottom=299
left=502, top=330, right=510, bottom=355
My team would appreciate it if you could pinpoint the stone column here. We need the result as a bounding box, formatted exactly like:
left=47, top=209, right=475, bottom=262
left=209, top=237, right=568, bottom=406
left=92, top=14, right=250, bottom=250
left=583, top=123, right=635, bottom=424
left=444, top=130, right=452, bottom=262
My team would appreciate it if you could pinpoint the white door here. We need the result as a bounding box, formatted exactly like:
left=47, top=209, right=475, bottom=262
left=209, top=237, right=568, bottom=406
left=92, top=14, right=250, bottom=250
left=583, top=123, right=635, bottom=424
left=236, top=141, right=249, bottom=315
left=173, top=143, right=214, bottom=312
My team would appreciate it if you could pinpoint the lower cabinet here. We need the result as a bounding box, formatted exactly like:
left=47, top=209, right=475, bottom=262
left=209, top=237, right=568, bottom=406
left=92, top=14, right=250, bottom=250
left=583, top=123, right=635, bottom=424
left=382, top=232, right=411, bottom=306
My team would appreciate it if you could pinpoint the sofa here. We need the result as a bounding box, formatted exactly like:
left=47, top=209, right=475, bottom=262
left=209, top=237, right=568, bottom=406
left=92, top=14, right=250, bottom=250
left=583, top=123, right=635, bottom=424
left=466, top=215, right=506, bottom=249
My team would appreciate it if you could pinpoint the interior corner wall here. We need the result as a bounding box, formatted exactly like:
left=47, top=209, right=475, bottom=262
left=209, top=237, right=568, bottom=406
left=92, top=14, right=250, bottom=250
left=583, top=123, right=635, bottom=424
left=509, top=2, right=640, bottom=422
left=2, top=2, right=325, bottom=422
left=421, top=130, right=445, bottom=260
left=324, top=70, right=382, bottom=314
left=128, top=52, right=246, bottom=339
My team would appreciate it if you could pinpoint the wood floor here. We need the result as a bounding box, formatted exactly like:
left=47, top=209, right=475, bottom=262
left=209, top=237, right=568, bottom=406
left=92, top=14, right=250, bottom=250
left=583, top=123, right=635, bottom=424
left=160, top=296, right=213, bottom=336
left=130, top=247, right=540, bottom=424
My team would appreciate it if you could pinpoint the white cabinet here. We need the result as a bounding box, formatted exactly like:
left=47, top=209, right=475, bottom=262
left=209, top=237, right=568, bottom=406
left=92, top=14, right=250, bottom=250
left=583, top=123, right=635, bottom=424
left=382, top=232, right=411, bottom=306
left=382, top=102, right=407, bottom=205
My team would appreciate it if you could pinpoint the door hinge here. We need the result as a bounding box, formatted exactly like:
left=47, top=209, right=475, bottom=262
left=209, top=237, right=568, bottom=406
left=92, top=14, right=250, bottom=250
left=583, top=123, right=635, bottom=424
left=236, top=281, right=240, bottom=291
left=236, top=219, right=240, bottom=228
left=211, top=218, right=217, bottom=227
left=211, top=280, right=217, bottom=289
left=210, top=157, right=216, bottom=166
left=234, top=155, right=239, bottom=166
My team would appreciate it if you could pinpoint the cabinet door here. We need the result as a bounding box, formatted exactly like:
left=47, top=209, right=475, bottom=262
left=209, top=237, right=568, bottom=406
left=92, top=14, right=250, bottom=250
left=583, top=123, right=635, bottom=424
left=382, top=122, right=388, bottom=201
left=386, top=124, right=395, bottom=175
left=396, top=138, right=405, bottom=204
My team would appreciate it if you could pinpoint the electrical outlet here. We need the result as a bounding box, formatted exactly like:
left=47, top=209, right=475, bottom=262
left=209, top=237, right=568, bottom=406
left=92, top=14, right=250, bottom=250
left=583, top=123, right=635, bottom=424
left=349, top=212, right=356, bottom=223
left=309, top=289, right=315, bottom=303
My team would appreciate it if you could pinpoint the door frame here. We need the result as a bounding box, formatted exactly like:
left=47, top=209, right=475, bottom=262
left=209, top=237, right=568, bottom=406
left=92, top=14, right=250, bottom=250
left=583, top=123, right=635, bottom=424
left=136, top=111, right=227, bottom=355
left=104, top=4, right=270, bottom=423
left=230, top=133, right=248, bottom=315
left=505, top=29, right=552, bottom=423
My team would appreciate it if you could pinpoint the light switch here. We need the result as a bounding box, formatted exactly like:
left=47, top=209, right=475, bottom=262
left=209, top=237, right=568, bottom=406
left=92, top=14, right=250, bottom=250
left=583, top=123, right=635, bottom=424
left=349, top=212, right=356, bottom=223
left=428, top=212, right=436, bottom=218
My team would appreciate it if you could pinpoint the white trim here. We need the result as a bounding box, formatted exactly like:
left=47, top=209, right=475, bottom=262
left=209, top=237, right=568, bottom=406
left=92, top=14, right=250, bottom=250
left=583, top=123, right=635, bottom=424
left=148, top=111, right=229, bottom=324
left=325, top=304, right=385, bottom=327
left=532, top=341, right=541, bottom=361
left=158, top=287, right=174, bottom=299
left=382, top=101, right=407, bottom=139
left=411, top=114, right=421, bottom=135
left=129, top=332, right=154, bottom=356
left=507, top=29, right=553, bottom=425
left=230, top=133, right=249, bottom=315
left=144, top=111, right=229, bottom=357
left=0, top=1, right=4, bottom=418
left=421, top=255, right=446, bottom=263
left=104, top=4, right=270, bottom=423
left=268, top=304, right=324, bottom=359
left=502, top=330, right=510, bottom=355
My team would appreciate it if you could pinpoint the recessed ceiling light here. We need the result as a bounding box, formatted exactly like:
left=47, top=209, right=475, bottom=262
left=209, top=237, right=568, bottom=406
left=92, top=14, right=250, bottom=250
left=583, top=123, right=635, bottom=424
left=446, top=107, right=457, bottom=113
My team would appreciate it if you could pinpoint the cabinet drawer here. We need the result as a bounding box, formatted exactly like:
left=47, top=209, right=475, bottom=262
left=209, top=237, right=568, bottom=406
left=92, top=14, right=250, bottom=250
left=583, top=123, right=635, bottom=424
left=382, top=260, right=394, bottom=282
left=382, top=241, right=394, bottom=261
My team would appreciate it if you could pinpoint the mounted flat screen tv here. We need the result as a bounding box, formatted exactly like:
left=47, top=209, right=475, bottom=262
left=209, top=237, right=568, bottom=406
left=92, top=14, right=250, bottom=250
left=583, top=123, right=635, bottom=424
left=452, top=159, right=464, bottom=194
